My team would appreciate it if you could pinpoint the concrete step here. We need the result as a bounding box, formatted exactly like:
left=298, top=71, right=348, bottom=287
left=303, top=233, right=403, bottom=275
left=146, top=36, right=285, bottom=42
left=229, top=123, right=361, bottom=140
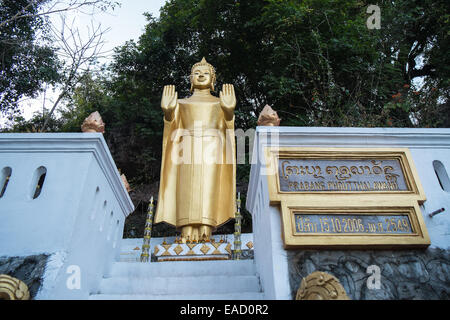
left=97, top=275, right=261, bottom=295
left=89, top=292, right=265, bottom=300
left=107, top=260, right=256, bottom=278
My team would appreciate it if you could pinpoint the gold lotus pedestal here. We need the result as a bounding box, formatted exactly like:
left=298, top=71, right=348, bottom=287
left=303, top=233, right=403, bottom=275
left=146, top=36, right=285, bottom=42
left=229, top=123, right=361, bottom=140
left=153, top=241, right=233, bottom=262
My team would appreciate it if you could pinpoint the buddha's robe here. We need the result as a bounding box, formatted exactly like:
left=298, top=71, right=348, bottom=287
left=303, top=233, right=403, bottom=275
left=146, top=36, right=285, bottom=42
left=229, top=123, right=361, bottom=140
left=155, top=96, right=236, bottom=229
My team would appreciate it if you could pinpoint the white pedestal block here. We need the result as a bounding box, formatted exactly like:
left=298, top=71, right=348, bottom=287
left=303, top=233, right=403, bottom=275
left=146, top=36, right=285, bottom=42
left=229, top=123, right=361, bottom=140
left=246, top=127, right=450, bottom=300
left=0, top=133, right=134, bottom=299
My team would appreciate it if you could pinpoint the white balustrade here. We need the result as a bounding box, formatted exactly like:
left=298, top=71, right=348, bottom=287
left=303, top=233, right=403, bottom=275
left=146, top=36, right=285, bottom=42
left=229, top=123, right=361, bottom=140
left=0, top=133, right=134, bottom=299
left=246, top=127, right=450, bottom=300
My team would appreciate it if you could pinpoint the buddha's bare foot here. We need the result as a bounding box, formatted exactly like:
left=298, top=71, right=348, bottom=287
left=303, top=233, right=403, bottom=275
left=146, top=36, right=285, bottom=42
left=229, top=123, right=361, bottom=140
left=199, top=225, right=212, bottom=241
left=191, top=226, right=199, bottom=242
left=181, top=226, right=193, bottom=243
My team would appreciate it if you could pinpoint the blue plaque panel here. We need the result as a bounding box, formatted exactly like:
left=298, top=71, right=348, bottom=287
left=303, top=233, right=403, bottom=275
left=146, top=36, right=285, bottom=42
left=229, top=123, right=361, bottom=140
left=294, top=213, right=414, bottom=235
left=279, top=159, right=409, bottom=192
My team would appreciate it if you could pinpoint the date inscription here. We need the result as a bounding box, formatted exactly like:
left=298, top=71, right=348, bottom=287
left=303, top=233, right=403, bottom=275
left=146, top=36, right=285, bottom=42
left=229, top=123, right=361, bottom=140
left=294, top=213, right=414, bottom=235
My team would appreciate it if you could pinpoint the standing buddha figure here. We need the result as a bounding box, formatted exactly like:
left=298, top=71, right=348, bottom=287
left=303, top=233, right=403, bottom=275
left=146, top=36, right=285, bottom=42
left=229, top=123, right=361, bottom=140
left=154, top=58, right=236, bottom=243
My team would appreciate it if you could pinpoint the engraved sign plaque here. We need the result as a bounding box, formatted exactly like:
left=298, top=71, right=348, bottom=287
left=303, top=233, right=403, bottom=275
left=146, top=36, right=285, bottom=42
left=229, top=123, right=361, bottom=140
left=265, top=147, right=430, bottom=249
left=280, top=204, right=430, bottom=248
left=279, top=159, right=409, bottom=192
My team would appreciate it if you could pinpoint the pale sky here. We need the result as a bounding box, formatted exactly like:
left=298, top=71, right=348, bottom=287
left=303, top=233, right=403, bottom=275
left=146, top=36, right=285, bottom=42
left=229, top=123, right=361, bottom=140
left=81, top=0, right=168, bottom=57
left=1, top=0, right=168, bottom=127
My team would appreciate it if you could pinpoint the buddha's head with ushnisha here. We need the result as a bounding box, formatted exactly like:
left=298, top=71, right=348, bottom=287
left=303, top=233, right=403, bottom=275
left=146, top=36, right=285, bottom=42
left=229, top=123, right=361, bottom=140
left=190, top=57, right=216, bottom=92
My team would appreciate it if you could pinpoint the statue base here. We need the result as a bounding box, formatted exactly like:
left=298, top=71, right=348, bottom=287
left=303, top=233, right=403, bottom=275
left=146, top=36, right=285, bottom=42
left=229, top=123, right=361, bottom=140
left=153, top=242, right=232, bottom=262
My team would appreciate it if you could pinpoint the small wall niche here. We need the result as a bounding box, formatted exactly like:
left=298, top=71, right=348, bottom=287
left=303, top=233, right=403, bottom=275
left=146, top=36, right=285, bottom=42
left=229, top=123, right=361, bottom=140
left=99, top=201, right=107, bottom=231
left=433, top=160, right=450, bottom=192
left=90, top=187, right=100, bottom=220
left=112, top=220, right=120, bottom=248
left=0, top=167, right=12, bottom=198
left=107, top=211, right=114, bottom=240
left=31, top=166, right=47, bottom=199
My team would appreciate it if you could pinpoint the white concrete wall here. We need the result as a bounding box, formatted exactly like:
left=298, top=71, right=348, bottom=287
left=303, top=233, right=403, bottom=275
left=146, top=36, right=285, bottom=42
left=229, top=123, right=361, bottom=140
left=0, top=133, right=134, bottom=299
left=246, top=127, right=450, bottom=300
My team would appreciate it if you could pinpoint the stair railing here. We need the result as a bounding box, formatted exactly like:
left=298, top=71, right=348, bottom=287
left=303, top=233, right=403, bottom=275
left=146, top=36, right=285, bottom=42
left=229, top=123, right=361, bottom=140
left=140, top=196, right=154, bottom=262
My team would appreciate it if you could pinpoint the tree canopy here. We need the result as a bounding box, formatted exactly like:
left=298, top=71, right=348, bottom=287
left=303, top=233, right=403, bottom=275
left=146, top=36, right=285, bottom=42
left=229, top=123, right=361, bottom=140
left=0, top=0, right=119, bottom=120
left=0, top=0, right=60, bottom=115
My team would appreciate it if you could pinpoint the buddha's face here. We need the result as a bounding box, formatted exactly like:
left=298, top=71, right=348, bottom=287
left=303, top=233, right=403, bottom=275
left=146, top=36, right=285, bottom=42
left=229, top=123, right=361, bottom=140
left=191, top=65, right=213, bottom=90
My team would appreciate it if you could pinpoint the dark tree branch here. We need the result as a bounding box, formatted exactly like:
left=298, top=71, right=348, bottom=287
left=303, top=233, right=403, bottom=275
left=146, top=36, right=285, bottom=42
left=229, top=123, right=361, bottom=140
left=0, top=1, right=119, bottom=28
left=40, top=14, right=110, bottom=131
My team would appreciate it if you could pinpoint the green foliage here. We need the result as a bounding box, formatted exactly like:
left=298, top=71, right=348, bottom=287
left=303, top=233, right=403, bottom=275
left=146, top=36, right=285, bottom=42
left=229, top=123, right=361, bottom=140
left=0, top=0, right=60, bottom=115
left=4, top=112, right=64, bottom=133
left=105, top=0, right=449, bottom=132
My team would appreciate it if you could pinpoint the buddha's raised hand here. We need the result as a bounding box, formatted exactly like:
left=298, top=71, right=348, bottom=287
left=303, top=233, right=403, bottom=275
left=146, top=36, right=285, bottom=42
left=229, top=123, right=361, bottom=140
left=219, top=84, right=236, bottom=121
left=161, top=85, right=178, bottom=121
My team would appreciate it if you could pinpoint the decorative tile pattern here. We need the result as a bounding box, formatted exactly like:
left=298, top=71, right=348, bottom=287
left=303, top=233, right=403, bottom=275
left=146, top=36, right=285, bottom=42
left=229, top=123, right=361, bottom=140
left=174, top=245, right=184, bottom=255
left=200, top=244, right=211, bottom=255
left=186, top=243, right=196, bottom=255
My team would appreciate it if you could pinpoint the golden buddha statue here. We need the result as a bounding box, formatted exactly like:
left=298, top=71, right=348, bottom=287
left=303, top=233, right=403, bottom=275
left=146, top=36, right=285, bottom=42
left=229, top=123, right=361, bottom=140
left=155, top=58, right=236, bottom=243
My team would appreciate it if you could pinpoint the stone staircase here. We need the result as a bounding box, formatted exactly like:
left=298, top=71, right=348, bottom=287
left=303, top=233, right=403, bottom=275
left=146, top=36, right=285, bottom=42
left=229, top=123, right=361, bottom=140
left=89, top=259, right=264, bottom=300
